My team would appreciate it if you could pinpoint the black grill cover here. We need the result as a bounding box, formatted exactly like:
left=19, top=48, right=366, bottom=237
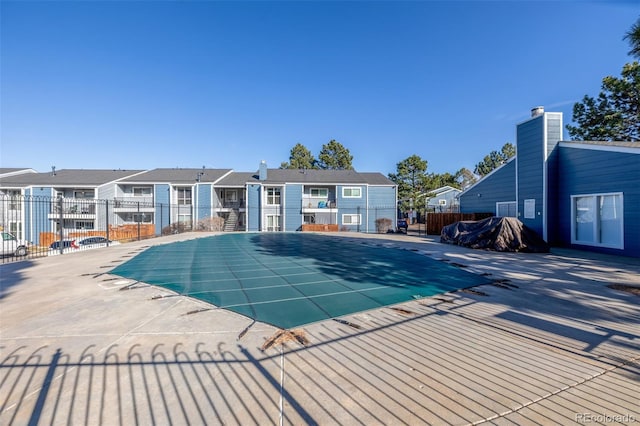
left=440, top=216, right=550, bottom=252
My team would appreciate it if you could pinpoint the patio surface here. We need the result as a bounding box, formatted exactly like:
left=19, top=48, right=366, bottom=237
left=1, top=231, right=639, bottom=425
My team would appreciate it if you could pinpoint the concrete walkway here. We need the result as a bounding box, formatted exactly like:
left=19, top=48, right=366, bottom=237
left=1, top=232, right=638, bottom=425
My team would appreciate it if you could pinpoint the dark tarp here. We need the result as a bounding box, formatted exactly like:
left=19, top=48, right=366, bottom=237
left=440, top=216, right=550, bottom=253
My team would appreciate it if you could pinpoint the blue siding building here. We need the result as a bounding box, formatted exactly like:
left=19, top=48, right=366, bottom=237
left=243, top=166, right=396, bottom=233
left=1, top=165, right=397, bottom=242
left=460, top=107, right=640, bottom=258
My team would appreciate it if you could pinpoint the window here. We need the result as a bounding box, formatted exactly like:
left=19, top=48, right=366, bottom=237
left=571, top=193, right=623, bottom=249
left=266, top=187, right=281, bottom=205
left=75, top=221, right=94, bottom=230
left=342, top=214, right=361, bottom=225
left=74, top=190, right=94, bottom=199
left=496, top=201, right=517, bottom=217
left=123, top=213, right=153, bottom=223
left=7, top=190, right=21, bottom=210
left=225, top=190, right=238, bottom=202
left=342, top=187, right=361, bottom=198
left=177, top=188, right=192, bottom=205
left=133, top=187, right=152, bottom=196
left=266, top=215, right=281, bottom=231
left=310, top=188, right=328, bottom=198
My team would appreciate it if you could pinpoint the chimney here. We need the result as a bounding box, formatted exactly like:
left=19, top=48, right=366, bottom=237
left=531, top=106, right=544, bottom=117
left=259, top=160, right=268, bottom=180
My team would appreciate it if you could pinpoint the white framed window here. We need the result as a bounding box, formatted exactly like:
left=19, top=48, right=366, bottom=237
left=266, top=187, right=281, bottom=205
left=342, top=187, right=361, bottom=198
left=266, top=214, right=281, bottom=231
left=133, top=187, right=152, bottom=196
left=176, top=187, right=192, bottom=205
left=571, top=192, right=623, bottom=249
left=310, top=188, right=328, bottom=198
left=342, top=214, right=361, bottom=225
left=496, top=201, right=517, bottom=217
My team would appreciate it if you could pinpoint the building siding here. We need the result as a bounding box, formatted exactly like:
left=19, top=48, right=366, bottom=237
left=557, top=146, right=640, bottom=257
left=367, top=186, right=396, bottom=232
left=517, top=116, right=545, bottom=235
left=337, top=185, right=367, bottom=231
left=247, top=184, right=261, bottom=232
left=154, top=184, right=170, bottom=235
left=284, top=184, right=303, bottom=231
left=460, top=161, right=516, bottom=214
left=196, top=184, right=212, bottom=222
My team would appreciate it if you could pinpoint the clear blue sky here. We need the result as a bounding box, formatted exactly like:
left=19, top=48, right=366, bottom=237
left=1, top=1, right=637, bottom=176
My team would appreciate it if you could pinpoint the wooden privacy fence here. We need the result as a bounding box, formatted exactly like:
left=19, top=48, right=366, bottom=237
left=426, top=212, right=494, bottom=235
left=39, top=224, right=156, bottom=248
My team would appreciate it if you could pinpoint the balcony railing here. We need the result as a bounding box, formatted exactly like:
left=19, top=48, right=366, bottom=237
left=302, top=199, right=337, bottom=210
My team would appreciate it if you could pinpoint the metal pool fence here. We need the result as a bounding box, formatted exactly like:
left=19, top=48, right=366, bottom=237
left=0, top=195, right=400, bottom=263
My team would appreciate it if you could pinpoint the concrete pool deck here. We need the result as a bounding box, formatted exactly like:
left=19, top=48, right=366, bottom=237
left=1, top=232, right=639, bottom=425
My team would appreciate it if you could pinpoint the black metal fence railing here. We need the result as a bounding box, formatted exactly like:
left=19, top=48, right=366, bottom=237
left=0, top=195, right=400, bottom=264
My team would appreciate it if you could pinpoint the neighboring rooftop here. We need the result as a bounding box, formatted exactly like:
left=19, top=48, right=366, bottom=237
left=250, top=169, right=395, bottom=185
left=118, top=168, right=233, bottom=184
left=0, top=169, right=145, bottom=187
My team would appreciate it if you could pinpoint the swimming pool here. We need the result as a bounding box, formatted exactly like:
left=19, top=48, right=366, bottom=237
left=111, top=233, right=489, bottom=329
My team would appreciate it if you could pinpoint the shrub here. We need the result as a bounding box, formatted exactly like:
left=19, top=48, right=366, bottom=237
left=375, top=218, right=393, bottom=233
left=196, top=216, right=225, bottom=232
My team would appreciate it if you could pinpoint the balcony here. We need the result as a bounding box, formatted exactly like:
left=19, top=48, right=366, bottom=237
left=302, top=198, right=337, bottom=213
left=112, top=197, right=155, bottom=213
left=48, top=200, right=97, bottom=220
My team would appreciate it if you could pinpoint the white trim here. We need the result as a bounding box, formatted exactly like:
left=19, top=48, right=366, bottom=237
left=559, top=141, right=640, bottom=155
left=570, top=192, right=624, bottom=250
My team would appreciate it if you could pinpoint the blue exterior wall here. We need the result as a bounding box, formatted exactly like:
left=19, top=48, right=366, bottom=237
left=516, top=116, right=545, bottom=235
left=460, top=161, right=516, bottom=214
left=247, top=184, right=261, bottom=232
left=544, top=113, right=563, bottom=242
left=556, top=146, right=640, bottom=257
left=284, top=184, right=303, bottom=231
left=155, top=184, right=170, bottom=235
left=196, top=184, right=212, bottom=221
left=516, top=113, right=562, bottom=239
left=25, top=187, right=54, bottom=244
left=337, top=185, right=367, bottom=231
left=367, top=186, right=396, bottom=232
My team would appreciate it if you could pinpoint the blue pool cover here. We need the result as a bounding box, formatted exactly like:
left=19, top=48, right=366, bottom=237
left=111, top=233, right=490, bottom=329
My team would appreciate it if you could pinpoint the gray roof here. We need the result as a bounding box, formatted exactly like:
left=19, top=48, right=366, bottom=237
left=0, top=169, right=145, bottom=187
left=119, top=168, right=232, bottom=184
left=0, top=168, right=36, bottom=176
left=562, top=140, right=640, bottom=149
left=248, top=169, right=395, bottom=185
left=216, top=172, right=256, bottom=186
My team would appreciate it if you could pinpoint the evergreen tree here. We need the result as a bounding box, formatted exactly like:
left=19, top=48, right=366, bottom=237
left=317, top=140, right=353, bottom=170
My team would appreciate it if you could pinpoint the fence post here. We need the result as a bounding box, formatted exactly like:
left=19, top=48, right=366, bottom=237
left=105, top=200, right=110, bottom=246
left=58, top=196, right=64, bottom=255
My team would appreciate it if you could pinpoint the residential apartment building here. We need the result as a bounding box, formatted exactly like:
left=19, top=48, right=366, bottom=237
left=0, top=164, right=398, bottom=245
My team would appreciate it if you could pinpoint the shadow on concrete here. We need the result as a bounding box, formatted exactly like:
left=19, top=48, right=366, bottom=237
left=0, top=260, right=34, bottom=300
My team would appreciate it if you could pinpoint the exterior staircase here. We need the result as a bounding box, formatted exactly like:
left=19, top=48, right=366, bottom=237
left=224, top=210, right=238, bottom=232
